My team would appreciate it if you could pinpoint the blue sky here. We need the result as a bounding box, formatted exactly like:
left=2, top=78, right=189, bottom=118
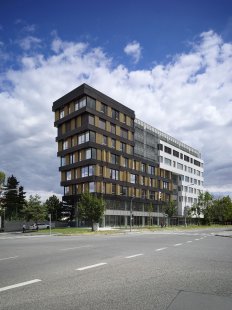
left=0, top=0, right=232, bottom=199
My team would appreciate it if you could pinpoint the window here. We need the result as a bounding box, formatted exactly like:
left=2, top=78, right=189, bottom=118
left=111, top=153, right=119, bottom=164
left=86, top=148, right=91, bottom=159
left=158, top=143, right=163, bottom=151
left=100, top=103, right=107, bottom=114
left=60, top=109, right=64, bottom=119
left=112, top=109, right=119, bottom=120
left=184, top=155, right=189, bottom=162
left=111, top=138, right=116, bottom=149
left=130, top=174, right=136, bottom=184
left=120, top=142, right=126, bottom=152
left=120, top=186, right=128, bottom=196
left=180, top=153, right=183, bottom=159
left=185, top=176, right=189, bottom=182
left=164, top=158, right=172, bottom=166
left=147, top=165, right=155, bottom=175
left=188, top=167, right=193, bottom=173
left=64, top=186, right=70, bottom=195
left=85, top=148, right=96, bottom=160
left=124, top=157, right=129, bottom=168
left=86, top=96, right=96, bottom=110
left=121, top=128, right=128, bottom=139
left=70, top=153, right=74, bottom=164
left=66, top=171, right=71, bottom=180
left=112, top=184, right=116, bottom=194
left=102, top=135, right=107, bottom=145
left=194, top=159, right=201, bottom=167
left=75, top=97, right=86, bottom=111
left=173, top=150, right=179, bottom=157
left=110, top=169, right=119, bottom=180
left=163, top=181, right=169, bottom=189
left=164, top=146, right=172, bottom=154
left=89, top=182, right=95, bottom=193
left=63, top=140, right=68, bottom=150
left=177, top=163, right=183, bottom=170
left=110, top=123, right=116, bottom=134
left=122, top=114, right=126, bottom=123
left=61, top=156, right=66, bottom=166
left=141, top=163, right=146, bottom=172
left=81, top=165, right=95, bottom=177
left=88, top=114, right=95, bottom=125
left=78, top=132, right=89, bottom=144
left=99, top=118, right=106, bottom=130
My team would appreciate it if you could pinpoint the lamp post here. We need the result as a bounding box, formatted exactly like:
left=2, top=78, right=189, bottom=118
left=184, top=183, right=194, bottom=227
left=130, top=196, right=136, bottom=232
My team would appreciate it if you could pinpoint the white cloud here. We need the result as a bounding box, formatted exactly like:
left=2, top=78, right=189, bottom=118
left=124, top=40, right=142, bottom=63
left=0, top=30, right=232, bottom=199
left=18, top=35, right=42, bottom=50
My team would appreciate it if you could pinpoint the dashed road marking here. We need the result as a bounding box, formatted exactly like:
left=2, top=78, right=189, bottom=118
left=186, top=241, right=192, bottom=243
left=60, top=245, right=91, bottom=251
left=195, top=239, right=200, bottom=241
left=76, top=262, right=107, bottom=271
left=174, top=243, right=183, bottom=246
left=155, top=247, right=167, bottom=252
left=0, top=256, right=18, bottom=261
left=0, top=279, right=41, bottom=293
left=125, top=254, right=144, bottom=259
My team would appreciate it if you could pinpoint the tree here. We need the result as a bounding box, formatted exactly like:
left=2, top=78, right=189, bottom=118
left=23, top=195, right=47, bottom=223
left=3, top=175, right=20, bottom=220
left=164, top=200, right=177, bottom=226
left=212, top=196, right=232, bottom=224
left=44, top=195, right=63, bottom=221
left=0, top=171, right=5, bottom=187
left=78, top=192, right=105, bottom=231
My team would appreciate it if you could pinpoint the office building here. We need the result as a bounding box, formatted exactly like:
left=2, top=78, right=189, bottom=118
left=52, top=84, right=203, bottom=226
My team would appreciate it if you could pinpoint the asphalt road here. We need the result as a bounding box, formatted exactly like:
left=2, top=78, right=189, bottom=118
left=0, top=228, right=232, bottom=310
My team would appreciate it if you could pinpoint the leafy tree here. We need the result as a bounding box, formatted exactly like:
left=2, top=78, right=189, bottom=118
left=78, top=192, right=105, bottom=231
left=164, top=200, right=177, bottom=226
left=45, top=195, right=63, bottom=221
left=23, top=194, right=47, bottom=223
left=212, top=196, right=232, bottom=224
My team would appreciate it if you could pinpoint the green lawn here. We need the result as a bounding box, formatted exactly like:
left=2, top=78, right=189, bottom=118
left=26, top=224, right=232, bottom=235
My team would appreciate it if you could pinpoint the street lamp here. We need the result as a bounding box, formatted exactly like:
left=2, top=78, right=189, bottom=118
left=184, top=183, right=194, bottom=227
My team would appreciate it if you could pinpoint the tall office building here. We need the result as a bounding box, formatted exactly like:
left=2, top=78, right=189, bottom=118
left=52, top=84, right=203, bottom=226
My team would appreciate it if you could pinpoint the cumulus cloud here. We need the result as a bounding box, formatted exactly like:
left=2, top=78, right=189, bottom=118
left=124, top=40, right=142, bottom=63
left=18, top=36, right=42, bottom=50
left=0, top=30, right=232, bottom=200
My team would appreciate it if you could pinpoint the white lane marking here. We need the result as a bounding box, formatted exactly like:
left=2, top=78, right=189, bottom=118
left=0, top=256, right=18, bottom=261
left=125, top=254, right=144, bottom=259
left=174, top=243, right=183, bottom=246
left=155, top=247, right=167, bottom=252
left=195, top=239, right=200, bottom=241
left=76, top=262, right=107, bottom=271
left=60, top=245, right=91, bottom=251
left=0, top=279, right=41, bottom=293
left=186, top=241, right=192, bottom=243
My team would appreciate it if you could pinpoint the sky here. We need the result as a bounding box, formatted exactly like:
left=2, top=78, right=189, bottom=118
left=0, top=0, right=232, bottom=201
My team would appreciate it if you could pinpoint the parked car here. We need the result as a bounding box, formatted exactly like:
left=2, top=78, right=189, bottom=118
left=29, top=223, right=50, bottom=230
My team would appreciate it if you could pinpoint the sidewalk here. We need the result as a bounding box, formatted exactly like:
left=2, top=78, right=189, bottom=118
left=214, top=230, right=232, bottom=238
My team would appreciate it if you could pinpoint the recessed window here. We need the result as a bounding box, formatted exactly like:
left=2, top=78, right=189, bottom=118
left=89, top=182, right=95, bottom=193
left=111, top=153, right=119, bottom=165
left=112, top=109, right=119, bottom=120
left=63, top=140, right=68, bottom=150
left=81, top=165, right=95, bottom=177
left=75, top=97, right=86, bottom=111
left=110, top=169, right=119, bottom=180
left=111, top=123, right=116, bottom=134
left=102, top=135, right=107, bottom=145
left=78, top=132, right=89, bottom=144
left=120, top=142, right=126, bottom=152
left=60, top=109, right=64, bottom=119
left=164, top=146, right=172, bottom=154
left=99, top=118, right=106, bottom=130
left=111, top=138, right=116, bottom=149
left=100, top=103, right=107, bottom=114
left=88, top=114, right=95, bottom=125
left=66, top=171, right=71, bottom=180
left=121, top=128, right=128, bottom=139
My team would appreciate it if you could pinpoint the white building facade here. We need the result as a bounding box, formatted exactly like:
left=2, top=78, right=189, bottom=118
left=134, top=119, right=204, bottom=216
